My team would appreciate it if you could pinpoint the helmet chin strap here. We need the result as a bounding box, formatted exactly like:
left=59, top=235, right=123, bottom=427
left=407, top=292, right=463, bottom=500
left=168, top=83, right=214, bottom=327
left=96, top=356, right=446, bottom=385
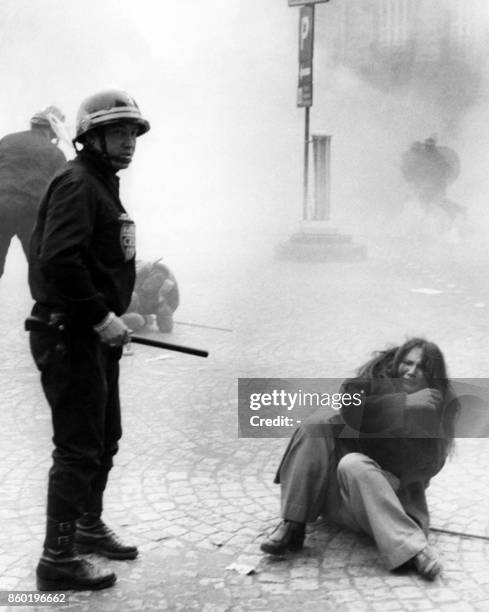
left=80, top=129, right=115, bottom=167
left=78, top=128, right=130, bottom=168
left=96, top=129, right=130, bottom=166
left=98, top=128, right=110, bottom=161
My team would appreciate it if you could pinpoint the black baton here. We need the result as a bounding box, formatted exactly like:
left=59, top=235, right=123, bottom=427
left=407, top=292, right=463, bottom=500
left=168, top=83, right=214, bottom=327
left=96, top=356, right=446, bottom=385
left=129, top=335, right=208, bottom=358
left=25, top=316, right=209, bottom=358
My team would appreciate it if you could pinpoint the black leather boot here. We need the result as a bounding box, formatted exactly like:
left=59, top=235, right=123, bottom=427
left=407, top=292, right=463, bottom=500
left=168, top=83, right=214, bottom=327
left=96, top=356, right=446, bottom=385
left=75, top=514, right=138, bottom=560
left=36, top=519, right=116, bottom=591
left=260, top=520, right=305, bottom=555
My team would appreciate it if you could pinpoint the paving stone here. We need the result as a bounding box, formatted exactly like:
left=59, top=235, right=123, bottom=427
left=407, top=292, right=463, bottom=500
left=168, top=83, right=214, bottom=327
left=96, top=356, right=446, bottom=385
left=370, top=601, right=404, bottom=612
left=289, top=579, right=319, bottom=591
left=402, top=600, right=441, bottom=611
left=438, top=604, right=477, bottom=612
left=257, top=573, right=286, bottom=583
left=336, top=601, right=369, bottom=612
left=392, top=586, right=427, bottom=599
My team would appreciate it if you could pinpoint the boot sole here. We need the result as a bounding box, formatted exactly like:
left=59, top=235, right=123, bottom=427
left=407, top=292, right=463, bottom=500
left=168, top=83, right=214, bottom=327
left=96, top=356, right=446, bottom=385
left=76, top=543, right=138, bottom=560
left=260, top=540, right=304, bottom=555
left=36, top=573, right=116, bottom=591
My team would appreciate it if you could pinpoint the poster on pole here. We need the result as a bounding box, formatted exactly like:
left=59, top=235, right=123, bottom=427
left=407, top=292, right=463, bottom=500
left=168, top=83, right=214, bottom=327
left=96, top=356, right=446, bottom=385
left=297, top=5, right=314, bottom=107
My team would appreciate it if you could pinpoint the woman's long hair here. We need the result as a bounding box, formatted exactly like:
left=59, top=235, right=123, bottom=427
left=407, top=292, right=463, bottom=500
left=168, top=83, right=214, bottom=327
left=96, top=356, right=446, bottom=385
left=356, top=337, right=458, bottom=453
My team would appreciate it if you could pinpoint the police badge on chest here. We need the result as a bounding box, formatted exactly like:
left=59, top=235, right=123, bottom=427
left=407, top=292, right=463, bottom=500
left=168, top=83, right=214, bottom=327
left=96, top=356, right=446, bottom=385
left=118, top=213, right=136, bottom=261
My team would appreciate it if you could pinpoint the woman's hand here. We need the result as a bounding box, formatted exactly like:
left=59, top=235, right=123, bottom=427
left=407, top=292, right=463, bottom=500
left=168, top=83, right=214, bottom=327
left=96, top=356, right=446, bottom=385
left=406, top=388, right=442, bottom=410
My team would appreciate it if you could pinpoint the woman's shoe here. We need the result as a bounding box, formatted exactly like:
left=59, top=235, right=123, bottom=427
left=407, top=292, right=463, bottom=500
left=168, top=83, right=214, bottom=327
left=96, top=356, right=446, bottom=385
left=412, top=546, right=442, bottom=580
left=260, top=520, right=305, bottom=555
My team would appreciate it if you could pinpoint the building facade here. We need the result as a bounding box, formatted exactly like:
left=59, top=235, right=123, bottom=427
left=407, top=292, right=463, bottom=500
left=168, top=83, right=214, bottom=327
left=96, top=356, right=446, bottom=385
left=320, top=0, right=489, bottom=86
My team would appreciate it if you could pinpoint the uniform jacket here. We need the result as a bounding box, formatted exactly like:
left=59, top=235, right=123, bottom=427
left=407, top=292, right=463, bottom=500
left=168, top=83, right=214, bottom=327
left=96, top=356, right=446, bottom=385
left=0, top=129, right=65, bottom=210
left=28, top=150, right=136, bottom=326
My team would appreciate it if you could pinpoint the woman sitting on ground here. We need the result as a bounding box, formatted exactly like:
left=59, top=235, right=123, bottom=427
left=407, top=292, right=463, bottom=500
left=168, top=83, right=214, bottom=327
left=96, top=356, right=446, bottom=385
left=260, top=337, right=459, bottom=580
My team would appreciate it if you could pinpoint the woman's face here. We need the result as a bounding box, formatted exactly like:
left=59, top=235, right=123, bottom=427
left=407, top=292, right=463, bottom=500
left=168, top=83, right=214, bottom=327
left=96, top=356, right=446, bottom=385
left=398, top=346, right=428, bottom=393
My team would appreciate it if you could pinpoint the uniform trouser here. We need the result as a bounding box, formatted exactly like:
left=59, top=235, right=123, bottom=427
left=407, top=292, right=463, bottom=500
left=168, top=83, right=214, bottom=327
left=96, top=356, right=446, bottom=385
left=30, top=312, right=122, bottom=525
left=0, top=200, right=37, bottom=277
left=276, top=418, right=427, bottom=569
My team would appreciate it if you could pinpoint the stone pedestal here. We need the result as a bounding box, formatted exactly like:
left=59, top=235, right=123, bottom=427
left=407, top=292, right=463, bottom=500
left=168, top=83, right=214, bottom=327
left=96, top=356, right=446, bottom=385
left=276, top=221, right=367, bottom=262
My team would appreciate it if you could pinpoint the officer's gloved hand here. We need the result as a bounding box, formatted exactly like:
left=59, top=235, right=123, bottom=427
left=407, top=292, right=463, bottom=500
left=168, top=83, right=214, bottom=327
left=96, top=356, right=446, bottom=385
left=94, top=312, right=131, bottom=346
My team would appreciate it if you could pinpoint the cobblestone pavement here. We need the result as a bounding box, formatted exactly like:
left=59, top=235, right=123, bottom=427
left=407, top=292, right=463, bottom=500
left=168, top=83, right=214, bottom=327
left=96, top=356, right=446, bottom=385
left=1, top=232, right=489, bottom=611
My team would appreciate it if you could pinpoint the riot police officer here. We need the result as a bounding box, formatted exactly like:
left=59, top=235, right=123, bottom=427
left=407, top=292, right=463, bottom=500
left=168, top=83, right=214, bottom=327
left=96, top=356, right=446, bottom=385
left=28, top=90, right=150, bottom=591
left=0, top=106, right=66, bottom=277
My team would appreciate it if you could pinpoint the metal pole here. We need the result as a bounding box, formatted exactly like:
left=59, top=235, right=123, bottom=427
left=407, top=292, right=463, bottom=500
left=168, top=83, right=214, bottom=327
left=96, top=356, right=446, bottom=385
left=303, top=106, right=310, bottom=220
left=311, top=134, right=332, bottom=222
left=324, top=135, right=331, bottom=221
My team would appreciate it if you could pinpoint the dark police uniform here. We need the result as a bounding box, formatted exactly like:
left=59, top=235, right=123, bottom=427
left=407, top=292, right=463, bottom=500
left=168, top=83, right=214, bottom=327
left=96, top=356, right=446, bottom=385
left=28, top=148, right=136, bottom=523
left=0, top=129, right=66, bottom=276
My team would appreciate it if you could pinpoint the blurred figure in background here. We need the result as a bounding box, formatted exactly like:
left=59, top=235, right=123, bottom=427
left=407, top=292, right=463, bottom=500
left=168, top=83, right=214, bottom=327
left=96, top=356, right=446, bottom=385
left=122, top=259, right=179, bottom=334
left=0, top=106, right=66, bottom=277
left=400, top=136, right=465, bottom=242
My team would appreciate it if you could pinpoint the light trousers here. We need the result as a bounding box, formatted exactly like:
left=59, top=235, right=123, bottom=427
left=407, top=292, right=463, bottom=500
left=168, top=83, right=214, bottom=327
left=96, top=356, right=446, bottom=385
left=277, top=420, right=428, bottom=569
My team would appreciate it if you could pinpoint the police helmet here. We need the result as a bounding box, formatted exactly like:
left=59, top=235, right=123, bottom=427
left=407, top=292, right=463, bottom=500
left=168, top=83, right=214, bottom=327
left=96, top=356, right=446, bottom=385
left=30, top=105, right=65, bottom=128
left=74, top=89, right=150, bottom=142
